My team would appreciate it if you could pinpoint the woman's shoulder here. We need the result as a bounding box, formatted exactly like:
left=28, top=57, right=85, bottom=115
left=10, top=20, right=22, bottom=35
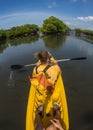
left=47, top=64, right=61, bottom=72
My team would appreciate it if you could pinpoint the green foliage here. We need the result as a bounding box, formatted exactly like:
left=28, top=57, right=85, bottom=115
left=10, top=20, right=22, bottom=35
left=75, top=28, right=83, bottom=32
left=6, top=24, right=39, bottom=38
left=42, top=23, right=57, bottom=33
left=82, top=29, right=93, bottom=36
left=75, top=28, right=83, bottom=36
left=75, top=28, right=93, bottom=36
left=0, top=16, right=70, bottom=40
left=40, top=16, right=70, bottom=34
left=0, top=30, right=7, bottom=40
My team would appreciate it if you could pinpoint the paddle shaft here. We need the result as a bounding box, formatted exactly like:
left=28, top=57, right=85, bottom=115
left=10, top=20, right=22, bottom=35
left=24, top=57, right=87, bottom=67
left=10, top=57, right=87, bottom=70
left=24, top=60, right=70, bottom=67
left=57, top=57, right=86, bottom=62
left=24, top=63, right=36, bottom=67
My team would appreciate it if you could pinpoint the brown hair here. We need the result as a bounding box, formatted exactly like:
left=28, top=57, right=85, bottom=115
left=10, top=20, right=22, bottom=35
left=34, top=50, right=49, bottom=63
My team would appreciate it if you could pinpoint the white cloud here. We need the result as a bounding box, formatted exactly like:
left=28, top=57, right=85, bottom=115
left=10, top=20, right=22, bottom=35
left=62, top=16, right=93, bottom=30
left=65, top=21, right=71, bottom=25
left=77, top=16, right=93, bottom=22
left=48, top=2, right=57, bottom=8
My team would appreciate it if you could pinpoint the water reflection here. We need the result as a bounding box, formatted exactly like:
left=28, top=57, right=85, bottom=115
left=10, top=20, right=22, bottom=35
left=0, top=42, right=8, bottom=53
left=7, top=35, right=39, bottom=46
left=80, top=35, right=93, bottom=44
left=42, top=35, right=66, bottom=49
left=0, top=35, right=39, bottom=53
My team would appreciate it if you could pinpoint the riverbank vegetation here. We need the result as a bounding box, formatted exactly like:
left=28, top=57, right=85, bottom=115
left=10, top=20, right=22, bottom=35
left=75, top=28, right=93, bottom=42
left=75, top=28, right=93, bottom=37
left=0, top=24, right=39, bottom=42
left=0, top=16, right=70, bottom=42
left=40, top=16, right=70, bottom=34
left=1, top=16, right=93, bottom=44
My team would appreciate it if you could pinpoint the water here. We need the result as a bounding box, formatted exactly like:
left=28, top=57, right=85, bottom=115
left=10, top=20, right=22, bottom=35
left=0, top=35, right=93, bottom=130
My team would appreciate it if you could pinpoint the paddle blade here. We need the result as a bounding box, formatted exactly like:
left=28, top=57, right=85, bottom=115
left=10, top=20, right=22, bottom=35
left=71, top=57, right=87, bottom=60
left=10, top=65, right=24, bottom=70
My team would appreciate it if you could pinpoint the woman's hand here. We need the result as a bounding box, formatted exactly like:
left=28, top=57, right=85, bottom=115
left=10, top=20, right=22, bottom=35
left=50, top=60, right=57, bottom=64
left=36, top=60, right=41, bottom=66
left=50, top=119, right=64, bottom=130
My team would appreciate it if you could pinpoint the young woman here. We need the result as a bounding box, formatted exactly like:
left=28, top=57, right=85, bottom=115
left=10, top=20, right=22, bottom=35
left=33, top=50, right=61, bottom=93
left=33, top=50, right=64, bottom=130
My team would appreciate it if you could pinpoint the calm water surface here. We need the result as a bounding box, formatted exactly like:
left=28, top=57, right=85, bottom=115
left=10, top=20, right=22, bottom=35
left=0, top=35, right=93, bottom=130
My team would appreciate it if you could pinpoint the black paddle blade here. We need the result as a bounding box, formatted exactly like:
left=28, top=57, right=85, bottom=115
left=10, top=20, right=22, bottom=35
left=71, top=57, right=87, bottom=60
left=10, top=65, right=24, bottom=70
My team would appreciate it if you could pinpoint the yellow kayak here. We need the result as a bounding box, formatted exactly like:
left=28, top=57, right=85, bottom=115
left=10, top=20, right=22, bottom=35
left=26, top=60, right=69, bottom=130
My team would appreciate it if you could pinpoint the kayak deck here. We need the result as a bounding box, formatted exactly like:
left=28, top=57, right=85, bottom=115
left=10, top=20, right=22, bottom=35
left=26, top=59, right=69, bottom=130
left=26, top=72, right=69, bottom=130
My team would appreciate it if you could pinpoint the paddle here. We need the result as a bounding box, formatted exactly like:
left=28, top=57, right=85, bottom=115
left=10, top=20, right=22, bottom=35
left=56, top=57, right=87, bottom=62
left=10, top=63, right=36, bottom=70
left=10, top=57, right=87, bottom=70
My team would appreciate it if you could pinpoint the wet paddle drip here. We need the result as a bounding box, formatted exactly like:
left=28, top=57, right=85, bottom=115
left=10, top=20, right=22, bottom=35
left=8, top=71, right=15, bottom=87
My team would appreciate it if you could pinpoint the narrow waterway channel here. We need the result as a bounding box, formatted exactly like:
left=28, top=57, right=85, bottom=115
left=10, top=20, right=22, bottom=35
left=0, top=35, right=93, bottom=130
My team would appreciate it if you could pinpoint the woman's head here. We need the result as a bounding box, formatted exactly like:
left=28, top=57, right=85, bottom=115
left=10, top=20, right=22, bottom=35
left=34, top=50, right=49, bottom=63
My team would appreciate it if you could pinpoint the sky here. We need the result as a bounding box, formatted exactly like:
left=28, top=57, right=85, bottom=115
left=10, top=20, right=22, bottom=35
left=0, top=0, right=93, bottom=30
